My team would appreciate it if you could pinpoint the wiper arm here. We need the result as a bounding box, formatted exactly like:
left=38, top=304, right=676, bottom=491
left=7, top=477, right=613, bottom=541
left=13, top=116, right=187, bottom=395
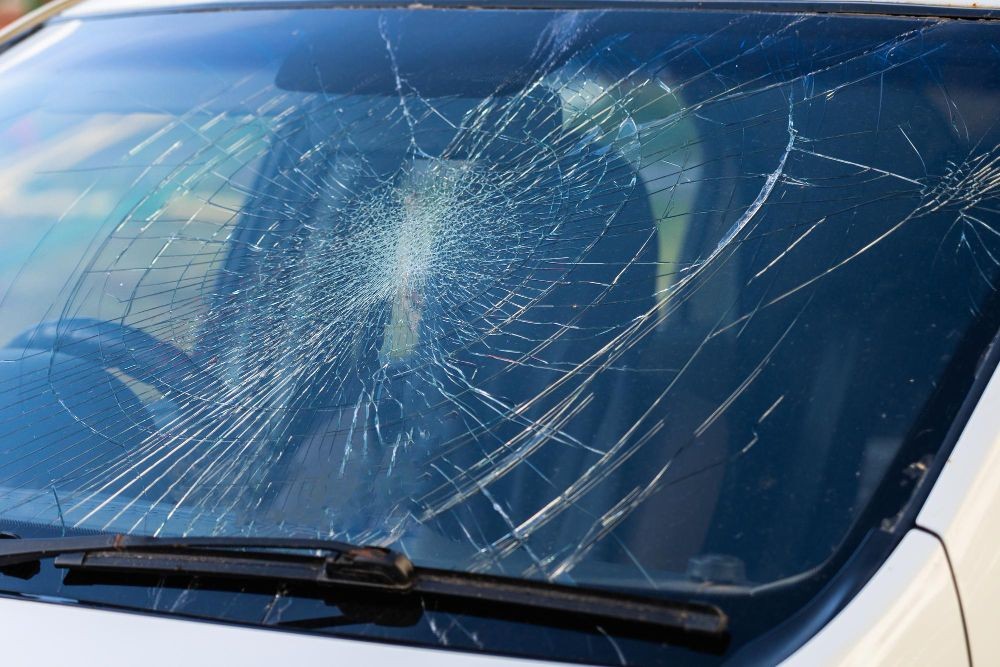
left=0, top=533, right=727, bottom=645
left=0, top=533, right=411, bottom=590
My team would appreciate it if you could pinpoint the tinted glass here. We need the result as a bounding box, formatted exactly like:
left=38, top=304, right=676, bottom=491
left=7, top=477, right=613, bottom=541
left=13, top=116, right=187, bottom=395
left=0, top=7, right=998, bottom=603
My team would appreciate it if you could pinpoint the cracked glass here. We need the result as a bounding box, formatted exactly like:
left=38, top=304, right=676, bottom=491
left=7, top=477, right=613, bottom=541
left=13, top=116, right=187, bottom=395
left=0, top=5, right=999, bottom=606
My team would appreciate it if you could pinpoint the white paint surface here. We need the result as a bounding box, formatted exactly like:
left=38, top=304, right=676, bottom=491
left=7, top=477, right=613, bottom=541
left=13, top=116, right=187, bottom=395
left=781, top=530, right=968, bottom=667
left=917, top=364, right=1000, bottom=667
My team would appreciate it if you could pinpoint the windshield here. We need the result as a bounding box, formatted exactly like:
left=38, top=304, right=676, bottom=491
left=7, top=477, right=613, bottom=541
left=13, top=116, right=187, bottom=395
left=0, top=6, right=999, bottom=604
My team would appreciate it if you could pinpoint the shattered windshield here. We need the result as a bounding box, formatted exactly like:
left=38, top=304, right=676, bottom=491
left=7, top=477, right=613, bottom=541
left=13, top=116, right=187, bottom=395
left=0, top=6, right=999, bottom=598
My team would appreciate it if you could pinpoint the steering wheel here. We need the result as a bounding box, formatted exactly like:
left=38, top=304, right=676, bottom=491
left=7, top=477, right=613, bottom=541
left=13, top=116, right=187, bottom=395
left=7, top=318, right=221, bottom=399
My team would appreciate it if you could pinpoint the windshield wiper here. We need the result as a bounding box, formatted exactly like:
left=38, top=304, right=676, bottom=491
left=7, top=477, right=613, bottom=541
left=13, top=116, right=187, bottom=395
left=0, top=533, right=727, bottom=646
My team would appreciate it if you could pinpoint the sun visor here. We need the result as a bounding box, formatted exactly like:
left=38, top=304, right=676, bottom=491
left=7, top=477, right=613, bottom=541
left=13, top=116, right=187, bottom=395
left=275, top=10, right=571, bottom=98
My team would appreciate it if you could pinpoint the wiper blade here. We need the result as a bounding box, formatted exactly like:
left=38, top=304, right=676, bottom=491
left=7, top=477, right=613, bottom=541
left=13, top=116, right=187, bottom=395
left=402, top=567, right=727, bottom=639
left=0, top=533, right=727, bottom=644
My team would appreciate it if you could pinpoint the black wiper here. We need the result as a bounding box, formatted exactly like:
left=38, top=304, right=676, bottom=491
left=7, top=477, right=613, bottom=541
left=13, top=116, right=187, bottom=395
left=0, top=534, right=412, bottom=589
left=0, top=533, right=727, bottom=647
